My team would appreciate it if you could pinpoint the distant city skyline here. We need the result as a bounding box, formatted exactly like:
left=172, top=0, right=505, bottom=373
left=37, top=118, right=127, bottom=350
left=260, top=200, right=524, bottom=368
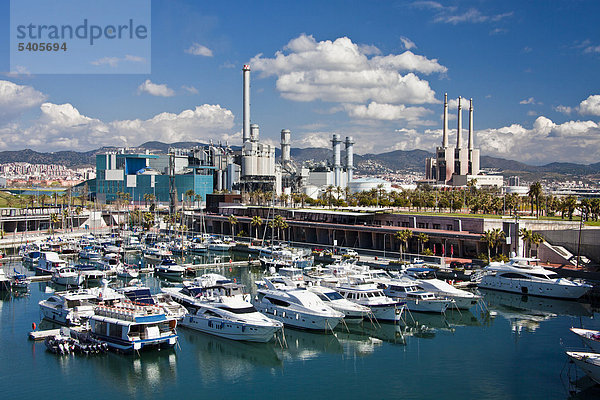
left=0, top=0, right=599, bottom=165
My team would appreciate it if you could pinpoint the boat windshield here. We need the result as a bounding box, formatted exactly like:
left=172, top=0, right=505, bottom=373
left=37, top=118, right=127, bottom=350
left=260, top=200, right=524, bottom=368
left=323, top=291, right=344, bottom=301
left=220, top=306, right=257, bottom=314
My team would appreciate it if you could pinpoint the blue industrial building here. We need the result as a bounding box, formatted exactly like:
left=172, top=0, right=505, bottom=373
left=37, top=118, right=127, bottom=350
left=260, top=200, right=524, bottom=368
left=95, top=151, right=214, bottom=204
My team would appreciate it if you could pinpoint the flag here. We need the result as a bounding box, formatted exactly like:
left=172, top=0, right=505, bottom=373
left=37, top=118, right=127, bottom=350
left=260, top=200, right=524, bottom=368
left=451, top=244, right=454, bottom=257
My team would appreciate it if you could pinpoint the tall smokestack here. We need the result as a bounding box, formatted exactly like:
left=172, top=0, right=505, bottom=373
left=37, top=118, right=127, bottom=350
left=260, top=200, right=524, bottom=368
left=281, top=129, right=291, bottom=164
left=443, top=93, right=448, bottom=148
left=456, top=96, right=462, bottom=149
left=332, top=134, right=342, bottom=187
left=468, top=98, right=474, bottom=151
left=242, top=65, right=251, bottom=144
left=345, top=136, right=354, bottom=182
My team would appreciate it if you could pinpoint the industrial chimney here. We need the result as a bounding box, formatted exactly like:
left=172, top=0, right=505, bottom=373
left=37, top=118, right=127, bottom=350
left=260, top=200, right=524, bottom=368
left=242, top=65, right=251, bottom=144
left=468, top=98, right=474, bottom=151
left=281, top=129, right=291, bottom=164
left=332, top=134, right=342, bottom=187
left=456, top=96, right=462, bottom=149
left=345, top=136, right=355, bottom=182
left=443, top=93, right=448, bottom=148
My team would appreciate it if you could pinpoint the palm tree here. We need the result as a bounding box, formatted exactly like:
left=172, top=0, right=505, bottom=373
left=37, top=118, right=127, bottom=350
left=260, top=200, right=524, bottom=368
left=185, top=189, right=195, bottom=208
left=228, top=214, right=238, bottom=237
left=528, top=182, right=543, bottom=218
left=49, top=213, right=60, bottom=234
left=251, top=216, right=263, bottom=239
left=417, top=232, right=429, bottom=254
left=519, top=228, right=534, bottom=257
left=394, top=229, right=413, bottom=260
left=482, top=228, right=505, bottom=260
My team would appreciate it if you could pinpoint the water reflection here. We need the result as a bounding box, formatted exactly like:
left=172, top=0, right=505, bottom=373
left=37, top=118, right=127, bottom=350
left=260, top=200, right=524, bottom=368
left=481, top=289, right=592, bottom=333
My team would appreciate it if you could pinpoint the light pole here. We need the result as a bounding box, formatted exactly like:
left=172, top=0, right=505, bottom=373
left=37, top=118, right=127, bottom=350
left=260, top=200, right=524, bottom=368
left=383, top=233, right=389, bottom=259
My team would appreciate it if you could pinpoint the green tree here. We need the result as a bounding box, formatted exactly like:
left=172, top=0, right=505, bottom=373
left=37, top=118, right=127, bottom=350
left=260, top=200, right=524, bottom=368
left=417, top=232, right=429, bottom=254
left=251, top=215, right=263, bottom=239
left=394, top=229, right=413, bottom=260
left=228, top=214, right=238, bottom=237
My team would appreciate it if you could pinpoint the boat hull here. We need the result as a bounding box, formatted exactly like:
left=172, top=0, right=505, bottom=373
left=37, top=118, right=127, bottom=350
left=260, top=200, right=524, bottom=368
left=180, top=314, right=280, bottom=342
left=254, top=303, right=341, bottom=331
left=478, top=277, right=590, bottom=299
left=570, top=328, right=600, bottom=353
left=566, top=351, right=600, bottom=385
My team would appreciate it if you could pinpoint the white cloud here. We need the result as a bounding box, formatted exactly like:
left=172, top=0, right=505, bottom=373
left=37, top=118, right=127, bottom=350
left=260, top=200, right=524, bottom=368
left=0, top=80, right=47, bottom=123
left=251, top=34, right=445, bottom=123
left=293, top=132, right=332, bottom=149
left=91, top=55, right=146, bottom=68
left=400, top=36, right=416, bottom=50
left=182, top=85, right=199, bottom=94
left=6, top=65, right=32, bottom=77
left=411, top=2, right=513, bottom=25
left=137, top=80, right=175, bottom=97
left=526, top=110, right=538, bottom=116
left=185, top=43, right=213, bottom=57
left=554, top=105, right=573, bottom=114
left=519, top=97, right=536, bottom=105
left=344, top=102, right=432, bottom=123
left=447, top=97, right=471, bottom=109
left=578, top=95, right=600, bottom=116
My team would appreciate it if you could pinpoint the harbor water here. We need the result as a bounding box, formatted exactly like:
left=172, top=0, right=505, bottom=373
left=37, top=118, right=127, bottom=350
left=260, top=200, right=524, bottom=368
left=1, top=258, right=600, bottom=399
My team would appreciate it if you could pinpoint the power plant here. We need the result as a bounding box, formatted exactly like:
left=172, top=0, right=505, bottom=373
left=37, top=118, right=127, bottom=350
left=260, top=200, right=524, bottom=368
left=425, top=94, right=498, bottom=187
left=94, top=64, right=357, bottom=204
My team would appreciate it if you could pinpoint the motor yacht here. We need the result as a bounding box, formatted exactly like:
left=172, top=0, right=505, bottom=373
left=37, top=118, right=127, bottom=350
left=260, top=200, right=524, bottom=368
left=253, top=278, right=344, bottom=331
left=307, top=285, right=371, bottom=323
left=154, top=257, right=186, bottom=280
left=117, top=285, right=187, bottom=320
left=39, top=291, right=96, bottom=325
left=36, top=251, right=67, bottom=275
left=207, top=237, right=235, bottom=252
left=376, top=278, right=452, bottom=313
left=478, top=257, right=591, bottom=299
left=143, top=243, right=173, bottom=262
left=334, top=283, right=405, bottom=322
left=51, top=266, right=85, bottom=287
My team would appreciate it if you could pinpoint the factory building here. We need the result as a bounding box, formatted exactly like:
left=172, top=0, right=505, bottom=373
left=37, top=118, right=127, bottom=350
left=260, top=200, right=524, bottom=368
left=425, top=94, right=499, bottom=188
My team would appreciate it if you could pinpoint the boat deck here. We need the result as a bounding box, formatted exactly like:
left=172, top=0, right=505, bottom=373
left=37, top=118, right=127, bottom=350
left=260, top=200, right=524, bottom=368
left=28, top=326, right=87, bottom=341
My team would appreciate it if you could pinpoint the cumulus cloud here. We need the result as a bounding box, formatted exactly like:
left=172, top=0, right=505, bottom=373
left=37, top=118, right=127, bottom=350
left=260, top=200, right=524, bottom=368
left=344, top=102, right=432, bottom=123
left=185, top=43, right=213, bottom=57
left=519, top=97, right=536, bottom=105
left=138, top=80, right=175, bottom=97
left=0, top=80, right=47, bottom=122
left=182, top=85, right=199, bottom=94
left=554, top=105, right=573, bottom=114
left=0, top=100, right=235, bottom=152
left=251, top=34, right=446, bottom=122
left=447, top=97, right=471, bottom=109
left=578, top=95, right=600, bottom=116
left=91, top=55, right=147, bottom=68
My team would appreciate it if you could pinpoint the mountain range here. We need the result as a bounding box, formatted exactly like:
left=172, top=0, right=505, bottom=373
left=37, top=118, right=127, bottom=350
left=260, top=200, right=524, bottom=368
left=1, top=141, right=599, bottom=181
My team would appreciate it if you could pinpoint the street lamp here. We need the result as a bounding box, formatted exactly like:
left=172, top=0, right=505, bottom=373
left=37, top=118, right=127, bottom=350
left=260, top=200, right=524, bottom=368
left=383, top=232, right=389, bottom=259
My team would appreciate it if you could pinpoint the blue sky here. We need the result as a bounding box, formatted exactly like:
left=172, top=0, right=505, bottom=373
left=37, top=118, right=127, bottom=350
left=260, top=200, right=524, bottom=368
left=0, top=0, right=599, bottom=165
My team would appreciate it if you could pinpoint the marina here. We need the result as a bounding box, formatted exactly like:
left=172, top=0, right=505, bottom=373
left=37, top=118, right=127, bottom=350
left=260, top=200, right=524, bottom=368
left=1, top=243, right=600, bottom=399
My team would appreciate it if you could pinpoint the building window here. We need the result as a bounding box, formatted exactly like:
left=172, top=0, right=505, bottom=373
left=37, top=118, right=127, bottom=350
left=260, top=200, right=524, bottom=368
left=433, top=224, right=440, bottom=230
left=417, top=223, right=426, bottom=229
left=446, top=225, right=453, bottom=231
left=401, top=222, right=409, bottom=227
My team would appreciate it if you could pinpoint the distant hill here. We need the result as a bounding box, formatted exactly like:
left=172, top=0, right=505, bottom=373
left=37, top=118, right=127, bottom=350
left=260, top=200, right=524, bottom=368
left=1, top=142, right=598, bottom=181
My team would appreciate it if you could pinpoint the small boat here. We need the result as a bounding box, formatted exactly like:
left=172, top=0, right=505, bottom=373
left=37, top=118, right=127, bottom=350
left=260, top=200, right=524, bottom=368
left=79, top=247, right=102, bottom=262
left=207, top=238, right=235, bottom=252
left=566, top=351, right=600, bottom=384
left=570, top=327, right=600, bottom=353
left=36, top=251, right=67, bottom=275
left=74, top=264, right=105, bottom=283
left=89, top=301, right=178, bottom=353
left=334, top=283, right=405, bottom=322
left=39, top=291, right=96, bottom=325
left=115, top=264, right=139, bottom=279
left=11, top=269, right=30, bottom=291
left=377, top=279, right=452, bottom=313
left=45, top=327, right=108, bottom=355
left=22, top=250, right=42, bottom=268
left=154, top=257, right=186, bottom=280
left=51, top=266, right=85, bottom=287
left=0, top=269, right=10, bottom=292
left=118, top=285, right=187, bottom=320
left=143, top=243, right=173, bottom=262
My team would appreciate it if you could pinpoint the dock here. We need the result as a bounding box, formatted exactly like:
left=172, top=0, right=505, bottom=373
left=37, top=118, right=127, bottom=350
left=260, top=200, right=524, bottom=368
left=182, top=259, right=261, bottom=271
left=28, top=326, right=87, bottom=341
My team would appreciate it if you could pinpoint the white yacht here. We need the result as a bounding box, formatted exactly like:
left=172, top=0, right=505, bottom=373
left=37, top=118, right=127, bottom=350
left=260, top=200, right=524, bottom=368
left=207, top=238, right=235, bottom=252
left=36, top=251, right=67, bottom=275
left=565, top=351, right=600, bottom=384
left=334, top=283, right=405, bottom=322
left=143, top=244, right=173, bottom=262
left=39, top=291, right=96, bottom=325
left=89, top=301, right=178, bottom=353
left=376, top=278, right=452, bottom=313
left=51, top=266, right=85, bottom=287
left=478, top=257, right=591, bottom=299
left=308, top=285, right=371, bottom=323
left=254, top=279, right=345, bottom=331
left=401, top=270, right=481, bottom=310
left=154, top=257, right=186, bottom=280
left=570, top=327, right=600, bottom=353
left=78, top=247, right=102, bottom=262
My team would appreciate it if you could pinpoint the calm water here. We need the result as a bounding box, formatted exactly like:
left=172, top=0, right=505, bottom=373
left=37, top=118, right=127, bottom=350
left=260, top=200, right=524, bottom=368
left=2, top=259, right=600, bottom=400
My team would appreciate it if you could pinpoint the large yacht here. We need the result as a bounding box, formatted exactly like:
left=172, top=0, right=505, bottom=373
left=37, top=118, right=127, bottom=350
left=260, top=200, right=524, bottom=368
left=375, top=278, right=452, bottom=313
left=307, top=285, right=371, bottom=323
left=254, top=278, right=345, bottom=331
left=154, top=257, right=186, bottom=280
left=478, top=257, right=591, bottom=299
left=334, top=283, right=405, bottom=322
left=39, top=291, right=96, bottom=325
left=36, top=251, right=67, bottom=275
left=164, top=275, right=283, bottom=342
